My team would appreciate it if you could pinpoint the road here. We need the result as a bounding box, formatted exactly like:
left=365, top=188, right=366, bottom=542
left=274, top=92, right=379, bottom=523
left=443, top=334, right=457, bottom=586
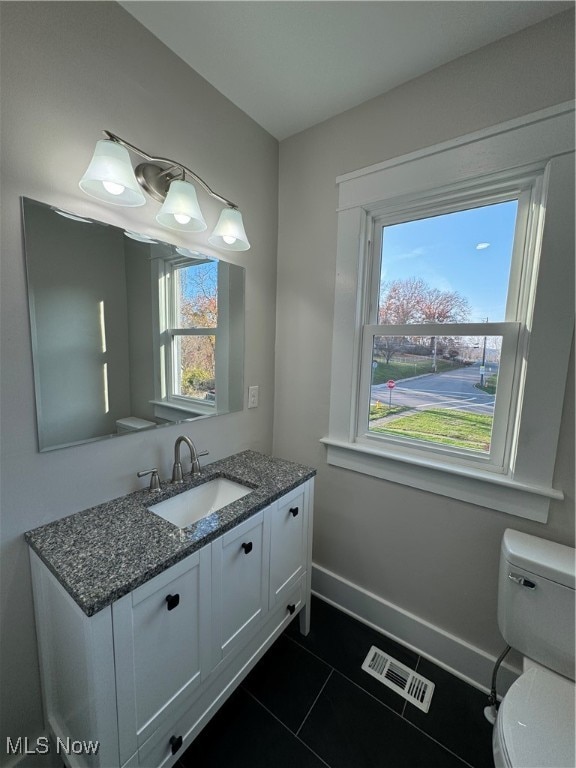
left=371, top=363, right=496, bottom=416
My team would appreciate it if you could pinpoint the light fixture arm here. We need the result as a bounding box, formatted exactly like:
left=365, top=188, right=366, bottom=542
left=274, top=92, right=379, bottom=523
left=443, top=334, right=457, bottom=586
left=103, top=130, right=237, bottom=209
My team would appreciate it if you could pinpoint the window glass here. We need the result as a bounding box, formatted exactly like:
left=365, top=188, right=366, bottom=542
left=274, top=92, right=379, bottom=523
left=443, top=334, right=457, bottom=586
left=369, top=333, right=502, bottom=453
left=173, top=334, right=216, bottom=401
left=379, top=200, right=518, bottom=324
left=370, top=200, right=518, bottom=455
left=175, top=262, right=218, bottom=329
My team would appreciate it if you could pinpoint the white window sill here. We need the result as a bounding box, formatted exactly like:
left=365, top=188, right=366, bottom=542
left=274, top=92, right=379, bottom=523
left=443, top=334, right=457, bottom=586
left=150, top=399, right=215, bottom=420
left=320, top=437, right=563, bottom=523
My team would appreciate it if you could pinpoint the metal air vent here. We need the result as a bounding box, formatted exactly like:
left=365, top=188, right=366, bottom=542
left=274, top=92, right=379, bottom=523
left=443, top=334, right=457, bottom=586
left=361, top=645, right=435, bottom=713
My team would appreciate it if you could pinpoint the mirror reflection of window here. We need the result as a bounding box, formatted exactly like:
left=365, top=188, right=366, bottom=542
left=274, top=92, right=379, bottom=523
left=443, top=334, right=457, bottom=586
left=173, top=262, right=218, bottom=402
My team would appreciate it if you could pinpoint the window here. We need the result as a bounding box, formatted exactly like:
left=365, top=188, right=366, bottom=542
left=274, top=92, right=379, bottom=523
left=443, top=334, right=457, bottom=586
left=169, top=260, right=218, bottom=405
left=154, top=255, right=221, bottom=416
left=322, top=104, right=574, bottom=522
left=359, top=196, right=523, bottom=472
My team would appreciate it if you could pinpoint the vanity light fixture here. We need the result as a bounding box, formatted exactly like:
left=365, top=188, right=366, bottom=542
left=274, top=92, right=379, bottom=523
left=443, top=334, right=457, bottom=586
left=79, top=131, right=250, bottom=251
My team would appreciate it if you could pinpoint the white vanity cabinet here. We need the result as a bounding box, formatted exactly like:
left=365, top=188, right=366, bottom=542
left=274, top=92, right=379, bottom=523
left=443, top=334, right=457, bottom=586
left=29, top=477, right=313, bottom=768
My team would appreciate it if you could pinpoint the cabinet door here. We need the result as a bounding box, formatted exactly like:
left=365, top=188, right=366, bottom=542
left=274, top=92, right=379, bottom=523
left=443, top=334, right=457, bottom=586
left=211, top=510, right=269, bottom=665
left=113, top=546, right=211, bottom=759
left=269, top=485, right=308, bottom=608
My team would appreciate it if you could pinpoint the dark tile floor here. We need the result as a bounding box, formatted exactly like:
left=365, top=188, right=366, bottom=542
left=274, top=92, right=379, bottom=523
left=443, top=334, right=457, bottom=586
left=179, top=596, right=495, bottom=768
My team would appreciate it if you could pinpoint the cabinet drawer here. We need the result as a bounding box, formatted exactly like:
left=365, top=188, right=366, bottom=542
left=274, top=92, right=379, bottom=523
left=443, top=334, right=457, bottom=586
left=211, top=510, right=269, bottom=664
left=137, top=701, right=193, bottom=768
left=269, top=486, right=307, bottom=607
left=273, top=577, right=305, bottom=634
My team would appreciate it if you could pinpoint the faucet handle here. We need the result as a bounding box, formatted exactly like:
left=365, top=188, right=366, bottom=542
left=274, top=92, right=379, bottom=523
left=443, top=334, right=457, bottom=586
left=137, top=468, right=161, bottom=492
left=197, top=449, right=209, bottom=458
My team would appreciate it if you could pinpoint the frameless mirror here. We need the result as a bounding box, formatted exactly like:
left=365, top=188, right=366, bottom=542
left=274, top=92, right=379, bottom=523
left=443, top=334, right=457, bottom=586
left=22, top=197, right=245, bottom=451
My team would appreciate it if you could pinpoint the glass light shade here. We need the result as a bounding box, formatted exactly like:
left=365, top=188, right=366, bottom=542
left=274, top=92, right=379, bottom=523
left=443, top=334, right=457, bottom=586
left=176, top=246, right=201, bottom=258
left=208, top=207, right=250, bottom=251
left=156, top=180, right=207, bottom=232
left=53, top=209, right=92, bottom=224
left=79, top=140, right=146, bottom=207
left=124, top=231, right=157, bottom=243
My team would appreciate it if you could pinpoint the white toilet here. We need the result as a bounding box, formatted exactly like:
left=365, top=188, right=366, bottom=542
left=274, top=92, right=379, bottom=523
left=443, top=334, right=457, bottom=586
left=493, top=529, right=575, bottom=768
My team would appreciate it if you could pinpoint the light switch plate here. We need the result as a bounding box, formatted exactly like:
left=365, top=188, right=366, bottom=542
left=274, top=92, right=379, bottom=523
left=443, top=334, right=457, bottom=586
left=248, top=385, right=259, bottom=408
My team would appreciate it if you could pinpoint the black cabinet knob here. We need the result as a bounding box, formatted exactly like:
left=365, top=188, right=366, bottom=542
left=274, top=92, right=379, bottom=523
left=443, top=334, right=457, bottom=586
left=289, top=507, right=299, bottom=517
left=287, top=603, right=296, bottom=615
left=165, top=593, right=180, bottom=611
left=241, top=541, right=253, bottom=554
left=169, top=735, right=183, bottom=755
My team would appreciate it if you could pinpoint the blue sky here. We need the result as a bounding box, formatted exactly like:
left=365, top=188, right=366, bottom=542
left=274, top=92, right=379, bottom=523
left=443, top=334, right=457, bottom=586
left=380, top=199, right=518, bottom=321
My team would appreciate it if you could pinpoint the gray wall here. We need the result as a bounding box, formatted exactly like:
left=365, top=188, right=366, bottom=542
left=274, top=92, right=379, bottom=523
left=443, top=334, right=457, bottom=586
left=0, top=1, right=278, bottom=750
left=275, top=10, right=575, bottom=659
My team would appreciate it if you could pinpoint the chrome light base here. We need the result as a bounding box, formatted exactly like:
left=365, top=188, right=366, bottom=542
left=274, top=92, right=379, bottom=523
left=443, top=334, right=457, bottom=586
left=134, top=163, right=180, bottom=204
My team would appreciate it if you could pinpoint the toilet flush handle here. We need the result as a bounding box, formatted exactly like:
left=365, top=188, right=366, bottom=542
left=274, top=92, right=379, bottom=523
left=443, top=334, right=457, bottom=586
left=508, top=571, right=536, bottom=589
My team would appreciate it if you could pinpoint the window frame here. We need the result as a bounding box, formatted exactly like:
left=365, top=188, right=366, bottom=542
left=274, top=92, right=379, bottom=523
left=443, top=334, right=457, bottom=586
left=322, top=102, right=575, bottom=522
left=357, top=183, right=535, bottom=472
left=153, top=255, right=222, bottom=418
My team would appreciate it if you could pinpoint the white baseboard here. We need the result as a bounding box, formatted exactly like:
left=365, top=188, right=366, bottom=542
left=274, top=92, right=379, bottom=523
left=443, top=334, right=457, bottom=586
left=311, top=562, right=520, bottom=696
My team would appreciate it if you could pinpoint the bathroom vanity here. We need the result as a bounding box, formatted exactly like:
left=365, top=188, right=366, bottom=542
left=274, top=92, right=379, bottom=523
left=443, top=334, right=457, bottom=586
left=25, top=451, right=315, bottom=768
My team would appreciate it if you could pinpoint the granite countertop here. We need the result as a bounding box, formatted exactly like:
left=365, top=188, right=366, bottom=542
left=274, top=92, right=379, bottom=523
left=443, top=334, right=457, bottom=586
left=25, top=450, right=315, bottom=617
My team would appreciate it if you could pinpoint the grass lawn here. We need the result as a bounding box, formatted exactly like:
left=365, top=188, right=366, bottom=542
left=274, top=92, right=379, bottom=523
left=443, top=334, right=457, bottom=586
left=475, top=374, right=498, bottom=395
left=370, top=407, right=493, bottom=452
left=369, top=402, right=409, bottom=420
left=372, top=358, right=464, bottom=385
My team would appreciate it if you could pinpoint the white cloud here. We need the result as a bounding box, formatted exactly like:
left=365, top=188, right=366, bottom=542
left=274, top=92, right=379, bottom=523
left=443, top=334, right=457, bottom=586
left=476, top=242, right=490, bottom=250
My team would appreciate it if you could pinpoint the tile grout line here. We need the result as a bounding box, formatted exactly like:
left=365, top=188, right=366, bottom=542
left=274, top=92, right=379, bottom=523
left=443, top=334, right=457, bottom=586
left=287, top=632, right=411, bottom=718
left=287, top=631, right=477, bottom=768
left=295, top=667, right=334, bottom=738
left=285, top=631, right=331, bottom=667
left=330, top=668, right=476, bottom=768
left=243, top=687, right=332, bottom=768
left=401, top=653, right=421, bottom=719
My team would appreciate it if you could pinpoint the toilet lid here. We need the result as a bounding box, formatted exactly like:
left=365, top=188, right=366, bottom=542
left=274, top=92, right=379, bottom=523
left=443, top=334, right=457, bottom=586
left=498, top=666, right=575, bottom=768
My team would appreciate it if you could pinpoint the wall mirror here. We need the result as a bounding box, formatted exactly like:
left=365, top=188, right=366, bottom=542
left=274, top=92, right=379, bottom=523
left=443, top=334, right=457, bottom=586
left=22, top=197, right=245, bottom=451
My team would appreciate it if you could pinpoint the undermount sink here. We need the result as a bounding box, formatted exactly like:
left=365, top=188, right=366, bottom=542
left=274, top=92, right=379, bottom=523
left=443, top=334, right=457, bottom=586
left=149, top=478, right=252, bottom=529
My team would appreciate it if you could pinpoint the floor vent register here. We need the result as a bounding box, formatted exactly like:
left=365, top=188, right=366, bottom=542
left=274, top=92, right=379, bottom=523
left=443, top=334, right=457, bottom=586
left=361, top=645, right=435, bottom=713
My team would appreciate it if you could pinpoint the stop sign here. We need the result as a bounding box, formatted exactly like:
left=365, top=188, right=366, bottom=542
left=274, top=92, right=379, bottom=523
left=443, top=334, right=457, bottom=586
left=387, top=380, right=396, bottom=389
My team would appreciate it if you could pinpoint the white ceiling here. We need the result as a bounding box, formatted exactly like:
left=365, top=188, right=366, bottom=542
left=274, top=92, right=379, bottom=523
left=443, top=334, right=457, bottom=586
left=121, top=1, right=572, bottom=140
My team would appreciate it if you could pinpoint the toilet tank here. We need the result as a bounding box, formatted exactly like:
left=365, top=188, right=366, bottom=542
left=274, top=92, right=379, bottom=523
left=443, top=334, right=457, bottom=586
left=498, top=530, right=575, bottom=680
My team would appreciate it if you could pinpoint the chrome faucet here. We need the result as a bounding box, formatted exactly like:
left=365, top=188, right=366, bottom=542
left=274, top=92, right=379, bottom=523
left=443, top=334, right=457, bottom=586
left=172, top=435, right=209, bottom=483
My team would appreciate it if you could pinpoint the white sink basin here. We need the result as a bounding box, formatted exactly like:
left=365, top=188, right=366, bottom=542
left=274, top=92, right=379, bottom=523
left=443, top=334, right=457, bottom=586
left=149, top=478, right=252, bottom=529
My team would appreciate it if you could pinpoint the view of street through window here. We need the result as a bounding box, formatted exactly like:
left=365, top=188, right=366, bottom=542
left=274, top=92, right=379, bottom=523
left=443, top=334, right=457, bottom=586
left=369, top=200, right=516, bottom=453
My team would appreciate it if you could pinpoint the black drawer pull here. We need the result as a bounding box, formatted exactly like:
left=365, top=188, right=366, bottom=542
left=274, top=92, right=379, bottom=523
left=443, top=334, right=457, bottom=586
left=289, top=507, right=299, bottom=517
left=169, top=735, right=183, bottom=755
left=241, top=541, right=253, bottom=554
left=287, top=603, right=296, bottom=615
left=165, top=593, right=180, bottom=611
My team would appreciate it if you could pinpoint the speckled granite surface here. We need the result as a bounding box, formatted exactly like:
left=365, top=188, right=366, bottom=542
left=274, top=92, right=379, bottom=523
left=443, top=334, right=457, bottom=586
left=25, top=451, right=315, bottom=617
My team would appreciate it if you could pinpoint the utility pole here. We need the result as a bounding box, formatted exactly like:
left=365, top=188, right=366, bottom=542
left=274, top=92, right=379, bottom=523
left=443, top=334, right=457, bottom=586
left=480, top=317, right=488, bottom=387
